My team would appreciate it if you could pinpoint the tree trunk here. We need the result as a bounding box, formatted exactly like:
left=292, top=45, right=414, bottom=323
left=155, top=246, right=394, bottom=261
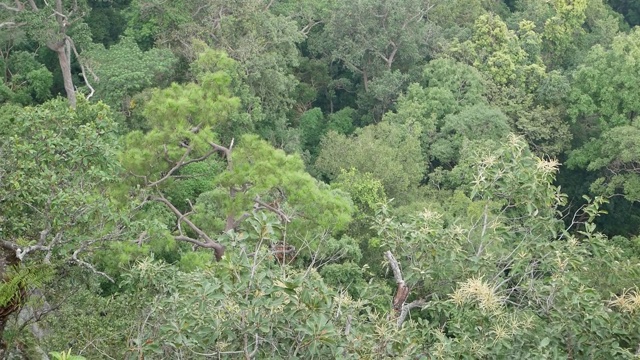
left=0, top=248, right=24, bottom=357
left=51, top=41, right=76, bottom=108
left=363, top=68, right=369, bottom=92
left=49, top=0, right=76, bottom=108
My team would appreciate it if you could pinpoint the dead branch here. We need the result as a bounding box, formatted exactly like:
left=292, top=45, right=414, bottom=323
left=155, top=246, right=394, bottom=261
left=0, top=21, right=26, bottom=28
left=66, top=36, right=94, bottom=100
left=146, top=139, right=233, bottom=188
left=71, top=248, right=114, bottom=283
left=0, top=2, right=20, bottom=11
left=344, top=315, right=352, bottom=336
left=174, top=235, right=209, bottom=248
left=384, top=251, right=426, bottom=327
left=385, top=251, right=404, bottom=284
left=208, top=139, right=234, bottom=169
left=385, top=251, right=409, bottom=313
left=243, top=333, right=260, bottom=360
left=147, top=146, right=193, bottom=187
left=396, top=299, right=426, bottom=328
left=0, top=227, right=57, bottom=261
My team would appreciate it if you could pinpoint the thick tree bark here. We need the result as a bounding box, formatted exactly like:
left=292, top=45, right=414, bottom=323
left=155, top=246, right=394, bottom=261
left=50, top=0, right=76, bottom=108
left=51, top=42, right=76, bottom=108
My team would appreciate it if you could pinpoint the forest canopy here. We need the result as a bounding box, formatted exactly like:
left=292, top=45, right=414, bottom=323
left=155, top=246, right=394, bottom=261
left=1, top=0, right=640, bottom=358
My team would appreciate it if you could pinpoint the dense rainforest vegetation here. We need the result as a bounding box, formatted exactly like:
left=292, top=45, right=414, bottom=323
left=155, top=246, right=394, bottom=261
left=2, top=0, right=640, bottom=358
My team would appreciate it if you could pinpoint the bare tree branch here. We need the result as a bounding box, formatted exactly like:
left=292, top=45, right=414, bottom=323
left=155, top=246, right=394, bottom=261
left=0, top=2, right=20, bottom=11
left=67, top=36, right=95, bottom=100
left=71, top=248, right=114, bottom=283
left=384, top=251, right=426, bottom=327
left=0, top=21, right=25, bottom=28
left=26, top=0, right=37, bottom=10
left=385, top=251, right=404, bottom=284
left=396, top=299, right=426, bottom=328
left=146, top=146, right=193, bottom=187
left=174, top=235, right=209, bottom=248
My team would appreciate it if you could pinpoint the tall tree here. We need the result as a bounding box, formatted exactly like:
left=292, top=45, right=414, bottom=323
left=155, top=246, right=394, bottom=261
left=126, top=0, right=305, bottom=127
left=314, top=121, right=424, bottom=203
left=311, top=0, right=438, bottom=93
left=1, top=0, right=95, bottom=107
left=121, top=49, right=352, bottom=261
left=0, top=98, right=121, bottom=346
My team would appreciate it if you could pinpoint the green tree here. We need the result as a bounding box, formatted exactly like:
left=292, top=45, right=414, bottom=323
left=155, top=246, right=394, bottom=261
left=0, top=51, right=53, bottom=105
left=125, top=0, right=305, bottom=134
left=608, top=0, right=640, bottom=27
left=372, top=135, right=640, bottom=358
left=85, top=0, right=129, bottom=47
left=311, top=0, right=438, bottom=92
left=511, top=0, right=620, bottom=68
left=567, top=28, right=640, bottom=203
left=1, top=0, right=96, bottom=107
left=446, top=16, right=572, bottom=156
left=448, top=14, right=545, bottom=89
left=569, top=28, right=640, bottom=133
left=384, top=58, right=489, bottom=163
left=315, top=121, right=424, bottom=204
left=82, top=37, right=176, bottom=119
left=430, top=104, right=511, bottom=166
left=0, top=97, right=121, bottom=344
left=568, top=121, right=640, bottom=202
left=121, top=50, right=352, bottom=261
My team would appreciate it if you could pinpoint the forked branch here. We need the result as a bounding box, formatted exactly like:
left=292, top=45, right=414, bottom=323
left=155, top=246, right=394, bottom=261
left=384, top=251, right=426, bottom=327
left=153, top=194, right=225, bottom=261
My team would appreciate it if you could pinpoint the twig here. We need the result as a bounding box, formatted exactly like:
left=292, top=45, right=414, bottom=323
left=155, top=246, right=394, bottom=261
left=344, top=315, right=352, bottom=336
left=71, top=248, right=114, bottom=283
left=0, top=2, right=20, bottom=11
left=254, top=197, right=291, bottom=223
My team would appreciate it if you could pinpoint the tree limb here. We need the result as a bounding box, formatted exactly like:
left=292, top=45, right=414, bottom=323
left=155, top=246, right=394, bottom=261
left=0, top=21, right=25, bottom=28
left=153, top=195, right=225, bottom=260
left=72, top=248, right=114, bottom=283
left=384, top=251, right=426, bottom=327
left=146, top=145, right=194, bottom=187
left=385, top=251, right=404, bottom=284
left=254, top=197, right=291, bottom=223
left=0, top=227, right=58, bottom=261
left=0, top=2, right=20, bottom=11
left=208, top=139, right=234, bottom=170
left=396, top=299, right=426, bottom=328
left=174, top=235, right=209, bottom=248
left=67, top=36, right=95, bottom=100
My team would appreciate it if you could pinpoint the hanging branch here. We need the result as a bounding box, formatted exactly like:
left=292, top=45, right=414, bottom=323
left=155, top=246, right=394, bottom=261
left=67, top=36, right=95, bottom=100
